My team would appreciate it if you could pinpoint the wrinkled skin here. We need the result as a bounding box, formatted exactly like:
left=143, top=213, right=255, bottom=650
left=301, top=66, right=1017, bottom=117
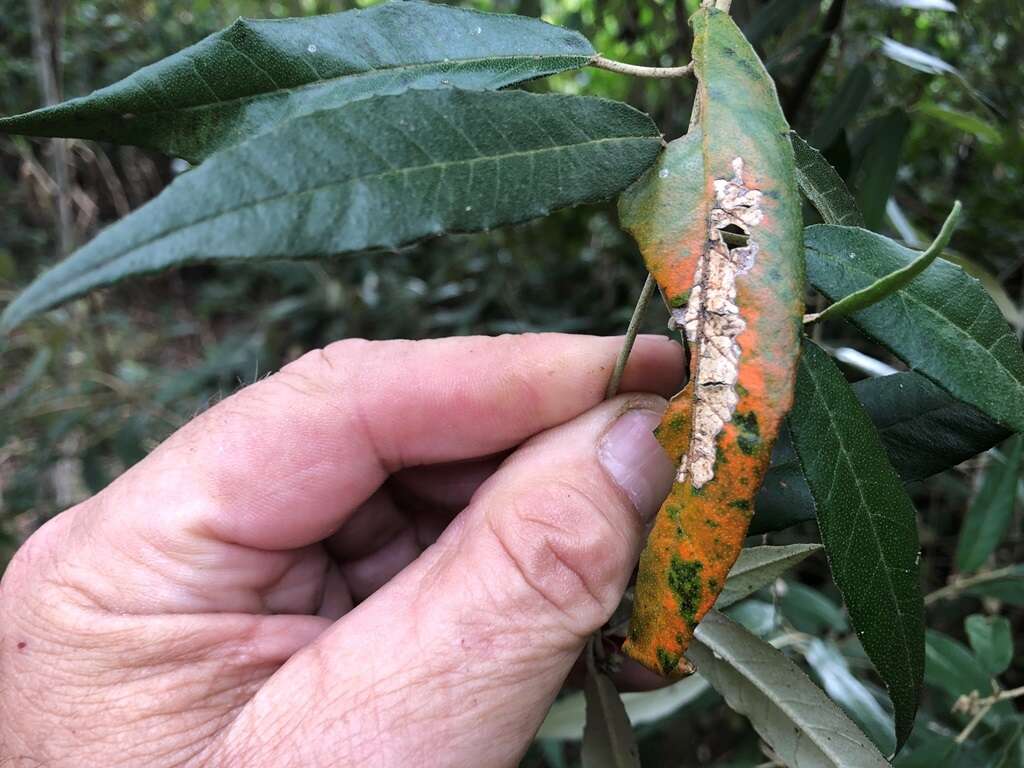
left=0, top=333, right=680, bottom=768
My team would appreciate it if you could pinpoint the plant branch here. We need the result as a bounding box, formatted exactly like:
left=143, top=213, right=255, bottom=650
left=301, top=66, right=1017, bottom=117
left=606, top=273, right=657, bottom=399
left=805, top=200, right=962, bottom=324
left=953, top=686, right=1024, bottom=744
left=590, top=55, right=693, bottom=79
left=924, top=564, right=1019, bottom=606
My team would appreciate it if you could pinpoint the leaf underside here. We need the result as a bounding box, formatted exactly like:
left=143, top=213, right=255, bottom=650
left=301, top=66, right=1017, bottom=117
left=617, top=8, right=803, bottom=678
left=1, top=89, right=661, bottom=332
left=0, top=1, right=595, bottom=161
left=788, top=339, right=925, bottom=749
left=689, top=611, right=890, bottom=768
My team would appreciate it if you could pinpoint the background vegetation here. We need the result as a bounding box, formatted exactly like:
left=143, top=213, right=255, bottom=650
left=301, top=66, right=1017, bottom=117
left=1, top=0, right=1022, bottom=764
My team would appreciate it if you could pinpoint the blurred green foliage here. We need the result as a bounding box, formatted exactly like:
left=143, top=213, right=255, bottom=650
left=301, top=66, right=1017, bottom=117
left=1, top=0, right=1022, bottom=764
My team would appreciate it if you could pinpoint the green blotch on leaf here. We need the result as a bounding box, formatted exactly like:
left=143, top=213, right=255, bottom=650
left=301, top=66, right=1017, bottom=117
left=670, top=291, right=689, bottom=308
left=668, top=555, right=704, bottom=627
left=657, top=647, right=681, bottom=675
left=729, top=499, right=751, bottom=512
left=734, top=411, right=761, bottom=455
left=705, top=517, right=720, bottom=528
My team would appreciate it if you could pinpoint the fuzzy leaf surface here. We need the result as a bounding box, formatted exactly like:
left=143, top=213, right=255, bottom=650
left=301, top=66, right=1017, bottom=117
left=0, top=1, right=595, bottom=161
left=688, top=611, right=889, bottom=768
left=1, top=89, right=660, bottom=331
left=788, top=339, right=925, bottom=749
left=805, top=224, right=1024, bottom=433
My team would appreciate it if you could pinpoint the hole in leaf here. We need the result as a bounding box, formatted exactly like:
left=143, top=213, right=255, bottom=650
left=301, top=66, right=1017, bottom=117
left=719, top=223, right=750, bottom=250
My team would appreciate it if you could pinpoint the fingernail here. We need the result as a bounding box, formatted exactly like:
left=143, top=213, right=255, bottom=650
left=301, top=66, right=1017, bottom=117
left=598, top=408, right=674, bottom=523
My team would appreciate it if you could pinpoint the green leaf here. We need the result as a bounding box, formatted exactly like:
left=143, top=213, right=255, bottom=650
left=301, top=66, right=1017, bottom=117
left=810, top=63, right=872, bottom=151
left=780, top=581, right=848, bottom=634
left=716, top=544, right=822, bottom=609
left=0, top=89, right=661, bottom=332
left=537, top=675, right=710, bottom=741
left=753, top=370, right=1011, bottom=534
left=853, top=372, right=1011, bottom=482
left=965, top=614, right=1014, bottom=677
left=956, top=436, right=1024, bottom=572
left=805, top=638, right=897, bottom=755
left=743, top=0, right=817, bottom=46
left=788, top=339, right=925, bottom=749
left=924, top=630, right=993, bottom=699
left=805, top=224, right=1024, bottom=433
left=915, top=103, right=1003, bottom=145
left=852, top=109, right=910, bottom=229
left=581, top=647, right=641, bottom=768
left=688, top=611, right=890, bottom=767
left=813, top=200, right=961, bottom=322
left=791, top=131, right=865, bottom=226
left=0, top=1, right=595, bottom=162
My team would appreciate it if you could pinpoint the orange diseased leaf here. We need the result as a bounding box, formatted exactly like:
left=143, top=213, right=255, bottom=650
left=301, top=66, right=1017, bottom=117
left=617, top=7, right=803, bottom=678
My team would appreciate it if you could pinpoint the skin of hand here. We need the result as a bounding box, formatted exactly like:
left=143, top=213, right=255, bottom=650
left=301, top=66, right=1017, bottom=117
left=0, top=333, right=681, bottom=768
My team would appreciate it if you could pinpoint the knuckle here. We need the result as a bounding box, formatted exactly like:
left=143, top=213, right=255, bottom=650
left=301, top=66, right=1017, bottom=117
left=485, top=476, right=633, bottom=635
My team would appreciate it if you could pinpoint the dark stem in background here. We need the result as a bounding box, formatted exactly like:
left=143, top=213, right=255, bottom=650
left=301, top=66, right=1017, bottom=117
left=783, top=0, right=847, bottom=123
left=28, top=0, right=73, bottom=260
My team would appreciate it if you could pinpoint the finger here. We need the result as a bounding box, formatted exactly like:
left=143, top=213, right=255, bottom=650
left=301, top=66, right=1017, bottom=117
left=101, top=334, right=682, bottom=552
left=214, top=395, right=675, bottom=767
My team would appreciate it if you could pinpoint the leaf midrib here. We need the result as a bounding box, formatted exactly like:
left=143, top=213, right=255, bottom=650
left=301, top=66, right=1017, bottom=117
left=12, top=53, right=592, bottom=121
left=694, top=624, right=875, bottom=765
left=63, top=134, right=653, bottom=274
left=803, top=356, right=917, bottom=692
left=809, top=244, right=1024, bottom=389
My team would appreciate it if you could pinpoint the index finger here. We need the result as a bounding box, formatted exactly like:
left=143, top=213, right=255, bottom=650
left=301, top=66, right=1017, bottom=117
left=98, top=333, right=683, bottom=550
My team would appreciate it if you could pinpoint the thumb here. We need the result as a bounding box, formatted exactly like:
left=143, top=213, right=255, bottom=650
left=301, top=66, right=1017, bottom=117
left=217, top=395, right=674, bottom=768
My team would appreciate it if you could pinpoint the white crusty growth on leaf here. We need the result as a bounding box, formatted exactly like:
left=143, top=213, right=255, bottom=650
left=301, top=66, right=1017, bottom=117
left=673, top=157, right=763, bottom=488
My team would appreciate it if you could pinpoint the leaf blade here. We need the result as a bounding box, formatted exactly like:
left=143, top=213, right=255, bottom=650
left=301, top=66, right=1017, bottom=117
left=688, top=611, right=890, bottom=767
left=0, top=2, right=596, bottom=161
left=1, top=89, right=661, bottom=331
left=791, top=131, right=865, bottom=227
left=716, top=543, right=822, bottom=609
left=805, top=224, right=1024, bottom=432
left=956, top=435, right=1024, bottom=573
left=618, top=7, right=803, bottom=678
left=581, top=649, right=642, bottom=768
left=788, top=339, right=925, bottom=749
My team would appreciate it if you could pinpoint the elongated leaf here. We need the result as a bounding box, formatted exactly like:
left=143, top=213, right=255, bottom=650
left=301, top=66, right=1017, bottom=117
left=716, top=543, right=822, bottom=609
left=791, top=131, right=865, bottom=226
left=0, top=89, right=660, bottom=332
left=852, top=109, right=910, bottom=229
left=780, top=581, right=848, bottom=634
left=788, top=340, right=924, bottom=749
left=810, top=63, right=872, bottom=151
left=581, top=650, right=641, bottom=768
left=805, top=224, right=1024, bottom=433
left=537, top=676, right=709, bottom=741
left=805, top=638, right=896, bottom=754
left=924, top=630, right=1010, bottom=717
left=956, top=435, right=1024, bottom=572
left=916, top=103, right=1003, bottom=145
left=877, top=0, right=956, bottom=10
left=688, top=611, right=890, bottom=767
left=618, top=7, right=803, bottom=678
left=814, top=201, right=961, bottom=322
left=744, top=0, right=817, bottom=46
left=753, top=370, right=1011, bottom=534
left=879, top=37, right=959, bottom=76
left=0, top=1, right=595, bottom=162
left=965, top=614, right=1014, bottom=677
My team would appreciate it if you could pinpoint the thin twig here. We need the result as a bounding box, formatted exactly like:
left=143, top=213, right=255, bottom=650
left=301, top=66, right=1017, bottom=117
left=954, top=685, right=1024, bottom=744
left=924, top=564, right=1019, bottom=606
left=590, top=55, right=694, bottom=79
left=605, top=273, right=658, bottom=399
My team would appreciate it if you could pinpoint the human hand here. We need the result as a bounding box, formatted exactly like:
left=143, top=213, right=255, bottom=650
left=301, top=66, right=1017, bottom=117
left=0, top=333, right=681, bottom=767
